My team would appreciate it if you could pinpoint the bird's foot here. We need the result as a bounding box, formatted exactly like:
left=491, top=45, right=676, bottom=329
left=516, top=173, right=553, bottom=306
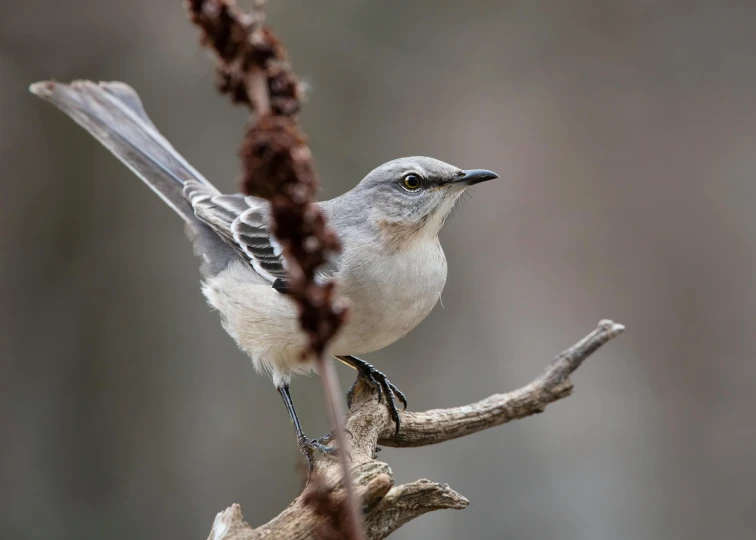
left=298, top=433, right=338, bottom=470
left=347, top=362, right=407, bottom=436
left=310, top=429, right=353, bottom=446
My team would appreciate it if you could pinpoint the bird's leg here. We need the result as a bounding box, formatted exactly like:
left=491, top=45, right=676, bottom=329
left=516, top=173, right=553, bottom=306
left=335, top=355, right=407, bottom=436
left=277, top=384, right=336, bottom=469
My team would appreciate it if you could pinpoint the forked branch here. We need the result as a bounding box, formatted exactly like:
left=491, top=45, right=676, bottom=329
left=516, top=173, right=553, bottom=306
left=207, top=320, right=625, bottom=540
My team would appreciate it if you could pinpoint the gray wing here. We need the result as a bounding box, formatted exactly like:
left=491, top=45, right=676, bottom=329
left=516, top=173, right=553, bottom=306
left=184, top=180, right=288, bottom=283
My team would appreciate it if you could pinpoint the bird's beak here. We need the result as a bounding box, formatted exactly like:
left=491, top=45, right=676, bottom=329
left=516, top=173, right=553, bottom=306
left=451, top=169, right=499, bottom=186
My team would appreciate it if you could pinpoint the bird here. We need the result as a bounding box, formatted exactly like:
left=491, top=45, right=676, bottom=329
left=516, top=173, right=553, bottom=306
left=30, top=80, right=499, bottom=465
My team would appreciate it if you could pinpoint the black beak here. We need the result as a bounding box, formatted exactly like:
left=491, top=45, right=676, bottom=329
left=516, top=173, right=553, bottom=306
left=452, top=169, right=499, bottom=186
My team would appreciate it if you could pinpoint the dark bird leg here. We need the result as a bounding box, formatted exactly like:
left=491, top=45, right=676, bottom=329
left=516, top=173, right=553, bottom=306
left=335, top=355, right=407, bottom=436
left=277, top=384, right=336, bottom=469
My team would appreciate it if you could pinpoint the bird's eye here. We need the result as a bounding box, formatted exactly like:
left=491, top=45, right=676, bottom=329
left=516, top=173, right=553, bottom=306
left=402, top=174, right=422, bottom=191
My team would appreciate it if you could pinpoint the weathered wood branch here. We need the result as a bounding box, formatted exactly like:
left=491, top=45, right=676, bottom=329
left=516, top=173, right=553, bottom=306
left=207, top=320, right=625, bottom=539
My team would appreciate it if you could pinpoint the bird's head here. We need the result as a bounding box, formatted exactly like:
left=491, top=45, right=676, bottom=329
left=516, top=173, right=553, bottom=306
left=352, top=156, right=498, bottom=247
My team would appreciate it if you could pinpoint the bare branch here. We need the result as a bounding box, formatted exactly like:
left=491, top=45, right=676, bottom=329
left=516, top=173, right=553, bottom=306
left=206, top=320, right=624, bottom=539
left=379, top=319, right=626, bottom=447
left=363, top=480, right=469, bottom=539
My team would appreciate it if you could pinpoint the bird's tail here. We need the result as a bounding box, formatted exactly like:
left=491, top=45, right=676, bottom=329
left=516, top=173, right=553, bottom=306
left=29, top=80, right=221, bottom=223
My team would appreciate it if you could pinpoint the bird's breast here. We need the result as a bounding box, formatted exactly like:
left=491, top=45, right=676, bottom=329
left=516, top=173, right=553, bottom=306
left=332, top=239, right=447, bottom=354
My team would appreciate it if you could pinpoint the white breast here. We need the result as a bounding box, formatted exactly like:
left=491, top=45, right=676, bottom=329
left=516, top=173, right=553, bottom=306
left=331, top=238, right=447, bottom=355
left=201, top=238, right=447, bottom=386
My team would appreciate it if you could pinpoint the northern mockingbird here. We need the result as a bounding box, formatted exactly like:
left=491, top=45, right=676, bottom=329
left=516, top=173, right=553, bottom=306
left=30, top=80, right=499, bottom=462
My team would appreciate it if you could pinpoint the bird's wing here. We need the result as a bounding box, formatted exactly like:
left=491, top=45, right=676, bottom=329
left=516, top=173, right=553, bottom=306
left=184, top=180, right=288, bottom=283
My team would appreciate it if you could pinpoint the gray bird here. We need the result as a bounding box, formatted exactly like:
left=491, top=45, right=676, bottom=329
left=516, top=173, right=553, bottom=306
left=30, top=80, right=499, bottom=463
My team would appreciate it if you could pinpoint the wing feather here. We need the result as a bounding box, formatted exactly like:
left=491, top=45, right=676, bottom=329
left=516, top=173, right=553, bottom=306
left=185, top=180, right=287, bottom=283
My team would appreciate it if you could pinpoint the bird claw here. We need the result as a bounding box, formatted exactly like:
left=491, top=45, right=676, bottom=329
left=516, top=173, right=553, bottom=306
left=298, top=430, right=354, bottom=470
left=315, top=429, right=353, bottom=445
left=347, top=362, right=407, bottom=436
left=298, top=435, right=338, bottom=470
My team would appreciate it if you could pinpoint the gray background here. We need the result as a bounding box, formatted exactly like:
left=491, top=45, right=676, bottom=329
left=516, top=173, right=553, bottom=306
left=2, top=1, right=756, bottom=539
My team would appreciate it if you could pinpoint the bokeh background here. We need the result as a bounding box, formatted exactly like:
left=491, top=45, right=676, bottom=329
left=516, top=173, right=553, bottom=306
left=3, top=1, right=756, bottom=538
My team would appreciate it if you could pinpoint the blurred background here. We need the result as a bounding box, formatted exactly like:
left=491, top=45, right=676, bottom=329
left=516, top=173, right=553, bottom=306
left=2, top=1, right=756, bottom=538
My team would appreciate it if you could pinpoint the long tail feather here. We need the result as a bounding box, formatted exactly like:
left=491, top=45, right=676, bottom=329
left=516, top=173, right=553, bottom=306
left=29, top=80, right=220, bottom=223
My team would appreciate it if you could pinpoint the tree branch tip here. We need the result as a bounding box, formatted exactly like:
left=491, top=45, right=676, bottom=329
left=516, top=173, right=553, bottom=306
left=433, top=483, right=470, bottom=510
left=395, top=479, right=470, bottom=510
left=208, top=504, right=249, bottom=540
left=598, top=319, right=626, bottom=335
